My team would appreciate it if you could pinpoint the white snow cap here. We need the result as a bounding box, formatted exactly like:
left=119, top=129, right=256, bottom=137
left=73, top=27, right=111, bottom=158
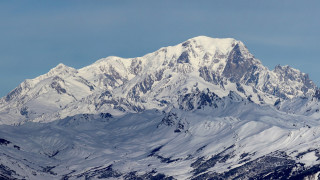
left=184, top=35, right=239, bottom=54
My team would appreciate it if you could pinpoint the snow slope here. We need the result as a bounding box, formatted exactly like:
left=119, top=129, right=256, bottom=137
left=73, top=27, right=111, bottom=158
left=1, top=94, right=320, bottom=179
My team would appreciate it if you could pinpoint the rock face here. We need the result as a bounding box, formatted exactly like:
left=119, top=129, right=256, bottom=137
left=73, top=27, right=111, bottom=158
left=1, top=36, right=320, bottom=179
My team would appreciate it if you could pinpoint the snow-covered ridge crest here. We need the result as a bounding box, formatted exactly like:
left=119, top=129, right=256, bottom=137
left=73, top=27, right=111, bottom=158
left=46, top=63, right=78, bottom=77
left=0, top=36, right=318, bottom=124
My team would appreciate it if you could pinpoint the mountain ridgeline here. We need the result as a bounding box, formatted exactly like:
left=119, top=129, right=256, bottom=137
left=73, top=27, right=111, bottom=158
left=1, top=36, right=320, bottom=179
left=0, top=36, right=317, bottom=124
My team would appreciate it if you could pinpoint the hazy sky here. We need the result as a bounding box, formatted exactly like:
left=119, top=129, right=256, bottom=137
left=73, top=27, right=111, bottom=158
left=1, top=1, right=320, bottom=97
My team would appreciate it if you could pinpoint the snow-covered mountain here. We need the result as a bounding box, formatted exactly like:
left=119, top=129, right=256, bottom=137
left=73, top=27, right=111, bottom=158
left=1, top=36, right=320, bottom=179
left=0, top=36, right=317, bottom=125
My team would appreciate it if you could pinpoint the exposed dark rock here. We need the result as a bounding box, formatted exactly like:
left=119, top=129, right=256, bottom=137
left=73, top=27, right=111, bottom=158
left=289, top=164, right=320, bottom=180
left=155, top=155, right=180, bottom=164
left=155, top=69, right=165, bottom=81
left=103, top=73, right=118, bottom=87
left=175, top=122, right=185, bottom=132
left=173, top=129, right=181, bottom=133
left=97, top=165, right=122, bottom=179
left=191, top=145, right=235, bottom=175
left=42, top=166, right=57, bottom=175
left=0, top=138, right=11, bottom=145
left=113, top=106, right=126, bottom=112
left=296, top=148, right=320, bottom=161
left=5, top=86, right=23, bottom=102
left=139, top=75, right=155, bottom=94
left=48, top=150, right=59, bottom=158
left=20, top=107, right=28, bottom=117
left=236, top=82, right=245, bottom=94
left=13, top=145, right=20, bottom=150
left=227, top=91, right=243, bottom=102
left=76, top=77, right=95, bottom=91
left=177, top=51, right=190, bottom=64
left=50, top=78, right=67, bottom=94
left=160, top=100, right=168, bottom=104
left=190, top=151, right=320, bottom=180
left=124, top=170, right=175, bottom=180
left=240, top=152, right=250, bottom=159
left=247, top=95, right=254, bottom=103
left=95, top=99, right=118, bottom=109
left=222, top=44, right=258, bottom=84
left=182, top=41, right=190, bottom=48
left=196, top=145, right=207, bottom=154
left=130, top=59, right=143, bottom=75
left=108, top=66, right=122, bottom=80
left=100, top=112, right=112, bottom=119
left=148, top=146, right=164, bottom=157
left=0, top=164, right=19, bottom=180
left=159, top=112, right=178, bottom=127
left=199, top=66, right=220, bottom=85
left=101, top=65, right=128, bottom=88
left=148, top=145, right=181, bottom=164
left=129, top=74, right=155, bottom=99
left=273, top=65, right=316, bottom=96
left=314, top=89, right=320, bottom=100
left=74, top=165, right=122, bottom=179
left=100, top=90, right=112, bottom=98
left=178, top=89, right=221, bottom=111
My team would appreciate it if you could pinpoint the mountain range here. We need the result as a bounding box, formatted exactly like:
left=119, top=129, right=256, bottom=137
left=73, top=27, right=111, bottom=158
left=1, top=36, right=320, bottom=179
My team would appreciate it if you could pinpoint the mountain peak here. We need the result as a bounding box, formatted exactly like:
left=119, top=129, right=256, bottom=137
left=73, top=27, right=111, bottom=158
left=181, top=36, right=239, bottom=54
left=47, top=63, right=77, bottom=77
left=187, top=35, right=237, bottom=43
left=274, top=64, right=300, bottom=74
left=273, top=64, right=310, bottom=78
left=55, top=63, right=67, bottom=68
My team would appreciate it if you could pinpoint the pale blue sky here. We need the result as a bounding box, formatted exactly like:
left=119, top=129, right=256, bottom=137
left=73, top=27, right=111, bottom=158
left=1, top=1, right=320, bottom=97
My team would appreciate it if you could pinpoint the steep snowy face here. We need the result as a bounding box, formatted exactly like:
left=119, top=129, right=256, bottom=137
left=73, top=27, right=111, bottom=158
left=3, top=63, right=82, bottom=104
left=0, top=64, right=97, bottom=124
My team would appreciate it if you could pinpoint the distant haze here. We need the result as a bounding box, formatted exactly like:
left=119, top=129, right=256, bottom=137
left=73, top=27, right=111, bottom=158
left=0, top=0, right=320, bottom=97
